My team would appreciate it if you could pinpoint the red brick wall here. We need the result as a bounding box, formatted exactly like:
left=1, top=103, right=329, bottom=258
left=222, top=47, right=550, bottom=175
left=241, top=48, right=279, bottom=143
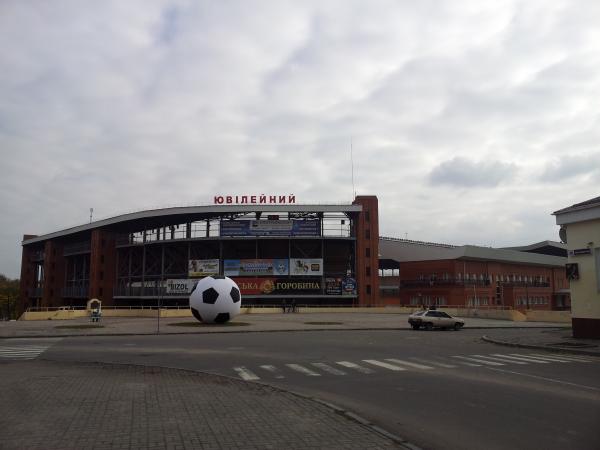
left=18, top=235, right=39, bottom=314
left=89, top=230, right=117, bottom=306
left=42, top=241, right=65, bottom=308
left=353, top=196, right=379, bottom=306
left=397, top=258, right=561, bottom=309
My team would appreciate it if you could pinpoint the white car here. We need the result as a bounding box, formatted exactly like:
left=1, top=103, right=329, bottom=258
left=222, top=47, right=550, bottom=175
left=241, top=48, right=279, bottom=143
left=408, top=310, right=465, bottom=331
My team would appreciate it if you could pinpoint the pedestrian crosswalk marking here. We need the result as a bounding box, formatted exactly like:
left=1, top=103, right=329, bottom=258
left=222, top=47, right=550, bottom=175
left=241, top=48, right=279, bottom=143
left=336, top=361, right=375, bottom=374
left=363, top=359, right=406, bottom=371
left=0, top=340, right=61, bottom=360
left=529, top=353, right=592, bottom=363
left=516, top=354, right=570, bottom=363
left=472, top=354, right=528, bottom=365
left=311, top=362, right=346, bottom=376
left=286, top=364, right=321, bottom=376
left=409, top=357, right=457, bottom=368
left=260, top=365, right=285, bottom=378
left=385, top=358, right=434, bottom=370
left=453, top=356, right=505, bottom=366
left=491, top=354, right=548, bottom=364
left=233, top=352, right=598, bottom=380
left=234, top=367, right=260, bottom=381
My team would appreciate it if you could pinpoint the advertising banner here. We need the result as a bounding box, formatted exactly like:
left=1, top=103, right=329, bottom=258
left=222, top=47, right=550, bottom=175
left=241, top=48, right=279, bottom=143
left=325, top=277, right=343, bottom=295
left=224, top=259, right=289, bottom=277
left=188, top=259, right=220, bottom=277
left=220, top=220, right=320, bottom=237
left=165, top=279, right=196, bottom=294
left=290, top=258, right=323, bottom=276
left=342, top=277, right=357, bottom=295
left=233, top=277, right=322, bottom=295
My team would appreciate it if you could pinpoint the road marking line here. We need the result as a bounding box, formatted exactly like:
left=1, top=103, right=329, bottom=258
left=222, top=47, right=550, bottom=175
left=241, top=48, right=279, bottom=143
left=311, top=363, right=347, bottom=375
left=286, top=364, right=321, bottom=376
left=409, top=357, right=457, bottom=368
left=516, top=354, right=570, bottom=363
left=528, top=353, right=592, bottom=363
left=473, top=355, right=528, bottom=365
left=259, top=365, right=285, bottom=378
left=485, top=367, right=600, bottom=392
left=0, top=349, right=47, bottom=354
left=363, top=359, right=406, bottom=371
left=547, top=354, right=597, bottom=362
left=0, top=346, right=51, bottom=351
left=336, top=361, right=375, bottom=374
left=453, top=356, right=504, bottom=366
left=385, top=358, right=434, bottom=370
left=233, top=367, right=260, bottom=381
left=491, top=354, right=548, bottom=364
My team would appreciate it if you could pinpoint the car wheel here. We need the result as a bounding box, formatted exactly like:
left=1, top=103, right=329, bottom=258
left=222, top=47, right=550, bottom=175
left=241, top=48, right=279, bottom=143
left=411, top=324, right=421, bottom=330
left=454, top=322, right=462, bottom=331
left=424, top=322, right=433, bottom=331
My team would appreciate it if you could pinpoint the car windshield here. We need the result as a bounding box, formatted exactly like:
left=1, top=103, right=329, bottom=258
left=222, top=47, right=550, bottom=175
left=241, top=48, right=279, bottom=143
left=412, top=311, right=425, bottom=316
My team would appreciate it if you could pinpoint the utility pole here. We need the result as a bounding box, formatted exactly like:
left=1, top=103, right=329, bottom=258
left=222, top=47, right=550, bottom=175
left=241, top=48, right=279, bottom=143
left=157, top=278, right=162, bottom=334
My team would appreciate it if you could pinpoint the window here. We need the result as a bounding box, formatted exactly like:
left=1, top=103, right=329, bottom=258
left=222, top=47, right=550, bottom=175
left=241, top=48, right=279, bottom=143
left=366, top=285, right=371, bottom=294
left=365, top=229, right=370, bottom=239
left=365, top=211, right=370, bottom=222
left=366, top=248, right=370, bottom=257
left=366, top=267, right=371, bottom=277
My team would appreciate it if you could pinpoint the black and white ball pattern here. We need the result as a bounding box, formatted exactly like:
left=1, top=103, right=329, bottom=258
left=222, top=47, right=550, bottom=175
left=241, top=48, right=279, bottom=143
left=189, top=276, right=241, bottom=323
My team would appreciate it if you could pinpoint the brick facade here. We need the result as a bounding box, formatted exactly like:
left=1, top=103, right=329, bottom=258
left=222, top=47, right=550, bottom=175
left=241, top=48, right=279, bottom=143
left=387, top=259, right=569, bottom=310
left=353, top=196, right=380, bottom=306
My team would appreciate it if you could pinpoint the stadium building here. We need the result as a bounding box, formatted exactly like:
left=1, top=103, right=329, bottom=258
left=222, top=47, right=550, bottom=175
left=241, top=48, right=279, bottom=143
left=18, top=195, right=379, bottom=314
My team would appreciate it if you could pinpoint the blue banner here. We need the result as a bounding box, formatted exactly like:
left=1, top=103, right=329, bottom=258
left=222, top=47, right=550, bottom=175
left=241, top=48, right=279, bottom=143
left=220, top=220, right=320, bottom=237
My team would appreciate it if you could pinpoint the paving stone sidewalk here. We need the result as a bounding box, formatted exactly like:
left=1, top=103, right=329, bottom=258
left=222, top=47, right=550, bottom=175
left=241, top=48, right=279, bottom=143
left=0, top=312, right=570, bottom=338
left=0, top=360, right=401, bottom=450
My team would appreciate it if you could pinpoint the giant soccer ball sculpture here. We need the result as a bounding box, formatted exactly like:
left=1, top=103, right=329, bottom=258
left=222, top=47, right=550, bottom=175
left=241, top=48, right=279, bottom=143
left=189, top=276, right=241, bottom=324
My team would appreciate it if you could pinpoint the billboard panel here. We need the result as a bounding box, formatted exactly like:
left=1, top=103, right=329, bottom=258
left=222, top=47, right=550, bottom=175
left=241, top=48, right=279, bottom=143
left=224, top=259, right=289, bottom=277
left=290, top=258, right=323, bottom=276
left=341, top=277, right=357, bottom=295
left=220, top=220, right=320, bottom=237
left=188, top=259, right=220, bottom=277
left=166, top=279, right=196, bottom=294
left=325, top=277, right=343, bottom=295
left=233, top=277, right=322, bottom=295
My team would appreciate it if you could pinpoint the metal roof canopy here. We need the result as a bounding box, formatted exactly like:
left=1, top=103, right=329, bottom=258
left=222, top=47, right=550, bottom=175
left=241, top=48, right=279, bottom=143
left=379, top=238, right=566, bottom=268
left=22, top=204, right=362, bottom=246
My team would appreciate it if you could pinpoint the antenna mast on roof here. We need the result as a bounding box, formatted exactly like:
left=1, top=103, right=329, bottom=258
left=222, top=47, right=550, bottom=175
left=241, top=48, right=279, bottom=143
left=351, top=138, right=356, bottom=199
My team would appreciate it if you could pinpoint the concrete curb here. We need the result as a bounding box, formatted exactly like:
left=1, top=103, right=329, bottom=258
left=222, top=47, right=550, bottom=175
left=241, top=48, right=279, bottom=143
left=481, top=335, right=600, bottom=357
left=0, top=325, right=568, bottom=340
left=37, top=357, right=420, bottom=450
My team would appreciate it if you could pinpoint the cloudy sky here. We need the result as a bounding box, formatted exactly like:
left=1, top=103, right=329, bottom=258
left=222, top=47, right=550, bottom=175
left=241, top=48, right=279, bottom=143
left=1, top=0, right=599, bottom=278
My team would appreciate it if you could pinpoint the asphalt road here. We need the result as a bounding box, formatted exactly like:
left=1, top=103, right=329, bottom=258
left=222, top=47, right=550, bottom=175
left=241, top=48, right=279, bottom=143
left=33, top=329, right=600, bottom=450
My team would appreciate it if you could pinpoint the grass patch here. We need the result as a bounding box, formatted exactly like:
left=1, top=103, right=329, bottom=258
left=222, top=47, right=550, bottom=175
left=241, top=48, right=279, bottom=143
left=168, top=321, right=250, bottom=327
left=304, top=321, right=343, bottom=325
left=54, top=325, right=105, bottom=330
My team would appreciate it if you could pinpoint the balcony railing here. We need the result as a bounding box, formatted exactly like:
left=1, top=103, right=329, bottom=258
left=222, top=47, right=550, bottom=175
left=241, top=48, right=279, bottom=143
left=399, top=279, right=550, bottom=288
left=63, top=242, right=91, bottom=256
left=62, top=286, right=90, bottom=298
left=400, top=279, right=491, bottom=288
left=27, top=287, right=43, bottom=298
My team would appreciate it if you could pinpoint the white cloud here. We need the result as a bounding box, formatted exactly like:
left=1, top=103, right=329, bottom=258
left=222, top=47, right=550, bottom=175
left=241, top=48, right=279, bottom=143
left=1, top=0, right=599, bottom=277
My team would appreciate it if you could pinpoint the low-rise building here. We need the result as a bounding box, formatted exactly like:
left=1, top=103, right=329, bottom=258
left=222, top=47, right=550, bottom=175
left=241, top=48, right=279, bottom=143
left=379, top=237, right=569, bottom=310
left=554, top=195, right=600, bottom=338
